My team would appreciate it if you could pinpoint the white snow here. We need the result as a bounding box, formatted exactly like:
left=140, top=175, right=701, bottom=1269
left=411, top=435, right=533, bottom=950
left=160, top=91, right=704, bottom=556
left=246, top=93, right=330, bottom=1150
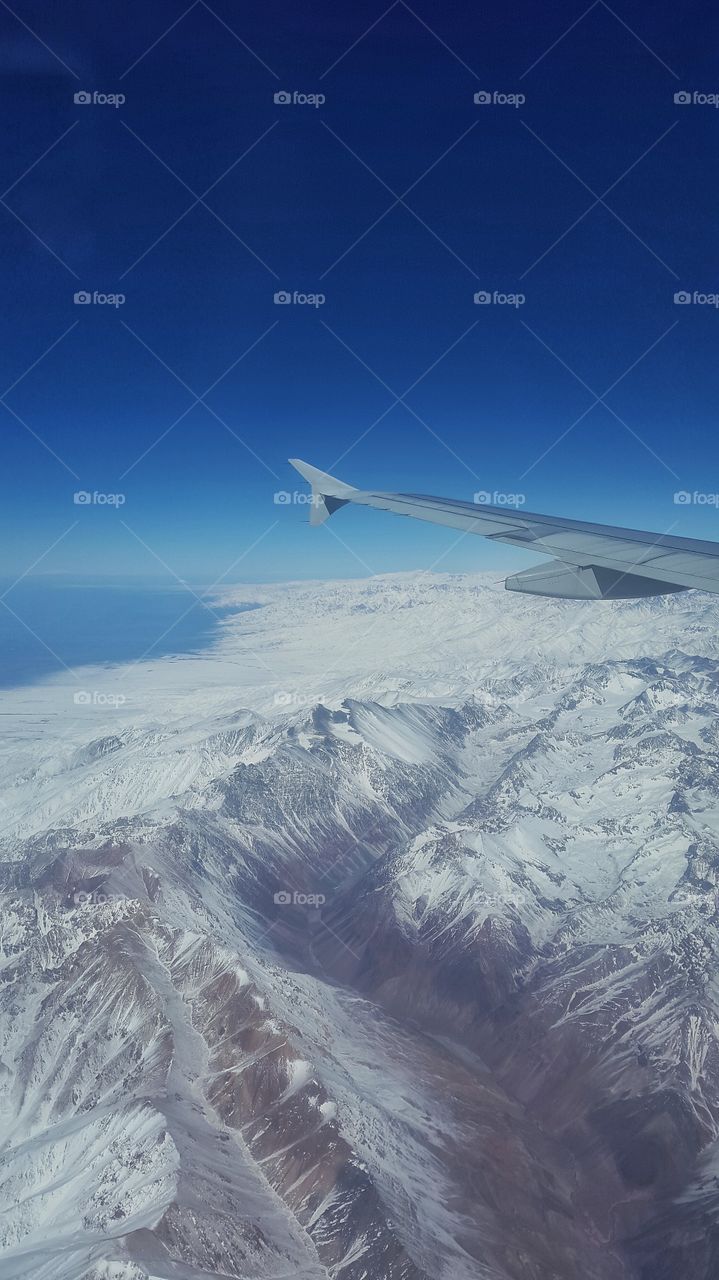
left=2, top=571, right=719, bottom=1279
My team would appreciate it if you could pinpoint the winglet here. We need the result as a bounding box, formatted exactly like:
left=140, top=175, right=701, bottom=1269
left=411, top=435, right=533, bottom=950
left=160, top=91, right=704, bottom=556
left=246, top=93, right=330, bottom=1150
left=288, top=458, right=356, bottom=526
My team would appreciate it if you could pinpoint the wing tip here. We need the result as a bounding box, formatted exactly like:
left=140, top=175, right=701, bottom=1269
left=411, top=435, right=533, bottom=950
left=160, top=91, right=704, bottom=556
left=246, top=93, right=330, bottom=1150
left=288, top=457, right=356, bottom=525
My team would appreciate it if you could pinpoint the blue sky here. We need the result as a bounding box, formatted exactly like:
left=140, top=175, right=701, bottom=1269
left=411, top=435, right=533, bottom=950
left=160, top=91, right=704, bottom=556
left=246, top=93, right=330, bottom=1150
left=0, top=0, right=717, bottom=584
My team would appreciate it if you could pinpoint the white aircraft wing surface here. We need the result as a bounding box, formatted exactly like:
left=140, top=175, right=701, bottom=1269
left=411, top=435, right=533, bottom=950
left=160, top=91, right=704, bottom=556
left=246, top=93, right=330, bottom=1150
left=288, top=458, right=719, bottom=600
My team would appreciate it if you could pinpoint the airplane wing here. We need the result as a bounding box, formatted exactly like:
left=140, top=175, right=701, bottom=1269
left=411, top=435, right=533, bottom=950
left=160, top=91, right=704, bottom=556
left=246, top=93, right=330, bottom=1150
left=288, top=458, right=719, bottom=600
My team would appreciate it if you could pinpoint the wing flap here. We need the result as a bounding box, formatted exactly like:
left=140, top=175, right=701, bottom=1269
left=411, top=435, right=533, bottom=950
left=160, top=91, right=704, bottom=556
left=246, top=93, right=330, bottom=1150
left=506, top=560, right=688, bottom=600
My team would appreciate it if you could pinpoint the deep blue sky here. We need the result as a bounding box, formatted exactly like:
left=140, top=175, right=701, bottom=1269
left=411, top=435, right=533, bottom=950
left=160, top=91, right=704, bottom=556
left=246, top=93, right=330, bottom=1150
left=0, top=0, right=717, bottom=584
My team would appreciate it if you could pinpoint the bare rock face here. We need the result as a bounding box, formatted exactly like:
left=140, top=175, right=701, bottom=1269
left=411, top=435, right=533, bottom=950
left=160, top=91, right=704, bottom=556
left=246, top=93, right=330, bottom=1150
left=309, top=663, right=719, bottom=1277
left=2, top=575, right=719, bottom=1278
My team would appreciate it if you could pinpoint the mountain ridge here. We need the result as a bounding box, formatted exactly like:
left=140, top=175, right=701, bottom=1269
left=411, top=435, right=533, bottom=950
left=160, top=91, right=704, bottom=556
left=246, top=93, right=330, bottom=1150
left=1, top=572, right=719, bottom=1278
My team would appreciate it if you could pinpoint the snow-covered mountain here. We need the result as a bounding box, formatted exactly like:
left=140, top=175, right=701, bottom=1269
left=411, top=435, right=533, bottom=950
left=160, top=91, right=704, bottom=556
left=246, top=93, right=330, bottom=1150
left=2, top=572, right=719, bottom=1279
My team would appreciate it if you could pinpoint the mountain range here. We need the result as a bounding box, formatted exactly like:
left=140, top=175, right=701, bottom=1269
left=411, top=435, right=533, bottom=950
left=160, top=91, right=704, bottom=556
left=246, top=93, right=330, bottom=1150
left=1, top=572, right=719, bottom=1279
